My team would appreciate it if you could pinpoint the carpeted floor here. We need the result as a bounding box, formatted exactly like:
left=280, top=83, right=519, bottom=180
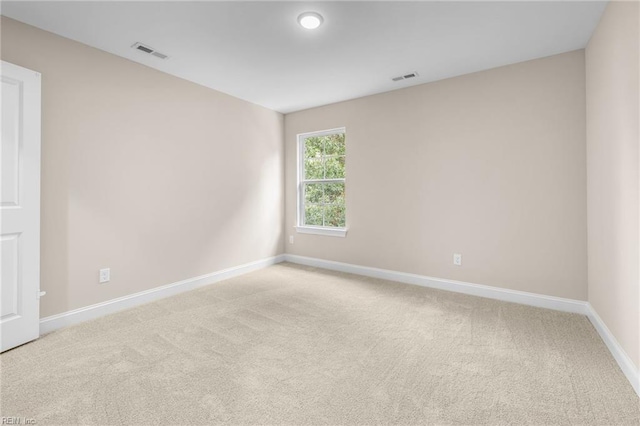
left=1, top=262, right=638, bottom=425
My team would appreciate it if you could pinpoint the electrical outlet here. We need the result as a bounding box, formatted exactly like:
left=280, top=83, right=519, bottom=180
left=453, top=254, right=462, bottom=266
left=99, top=268, right=110, bottom=283
left=289, top=235, right=294, bottom=244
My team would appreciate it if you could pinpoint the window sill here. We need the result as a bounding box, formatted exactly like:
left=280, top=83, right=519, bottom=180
left=295, top=226, right=348, bottom=238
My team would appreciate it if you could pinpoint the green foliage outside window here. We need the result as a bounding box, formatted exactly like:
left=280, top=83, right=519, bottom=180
left=302, top=132, right=346, bottom=228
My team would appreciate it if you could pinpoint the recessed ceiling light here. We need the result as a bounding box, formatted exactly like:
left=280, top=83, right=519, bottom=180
left=297, top=12, right=323, bottom=30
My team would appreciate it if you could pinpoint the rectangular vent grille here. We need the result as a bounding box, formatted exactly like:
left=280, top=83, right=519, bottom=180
left=392, top=72, right=419, bottom=82
left=131, top=42, right=169, bottom=60
left=136, top=45, right=153, bottom=54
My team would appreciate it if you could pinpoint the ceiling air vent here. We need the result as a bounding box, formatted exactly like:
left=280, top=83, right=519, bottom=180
left=131, top=42, right=169, bottom=60
left=391, top=72, right=419, bottom=82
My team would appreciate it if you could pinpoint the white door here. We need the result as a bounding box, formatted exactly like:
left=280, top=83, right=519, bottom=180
left=1, top=61, right=41, bottom=352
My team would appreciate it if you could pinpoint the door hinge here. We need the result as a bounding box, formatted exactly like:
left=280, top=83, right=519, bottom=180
left=37, top=290, right=46, bottom=299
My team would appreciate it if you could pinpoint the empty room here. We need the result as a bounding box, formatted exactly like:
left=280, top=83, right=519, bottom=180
left=0, top=1, right=638, bottom=424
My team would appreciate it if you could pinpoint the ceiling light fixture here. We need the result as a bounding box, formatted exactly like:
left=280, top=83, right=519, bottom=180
left=297, top=12, right=323, bottom=30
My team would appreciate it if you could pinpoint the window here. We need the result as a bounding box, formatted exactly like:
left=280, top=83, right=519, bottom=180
left=296, top=128, right=346, bottom=237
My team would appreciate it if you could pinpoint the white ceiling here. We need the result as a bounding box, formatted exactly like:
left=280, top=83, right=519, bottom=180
left=2, top=1, right=607, bottom=113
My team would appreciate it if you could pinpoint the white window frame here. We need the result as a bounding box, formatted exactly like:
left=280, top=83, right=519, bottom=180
left=295, top=127, right=347, bottom=237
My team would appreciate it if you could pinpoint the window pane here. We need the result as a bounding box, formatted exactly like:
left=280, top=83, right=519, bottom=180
left=305, top=204, right=323, bottom=226
left=304, top=183, right=323, bottom=204
left=305, top=136, right=323, bottom=159
left=324, top=155, right=345, bottom=179
left=325, top=203, right=346, bottom=227
left=304, top=136, right=324, bottom=180
left=304, top=158, right=323, bottom=180
left=324, top=133, right=345, bottom=156
left=324, top=182, right=345, bottom=204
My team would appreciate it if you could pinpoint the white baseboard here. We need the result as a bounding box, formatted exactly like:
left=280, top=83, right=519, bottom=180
left=283, top=254, right=638, bottom=397
left=39, top=254, right=286, bottom=335
left=586, top=304, right=640, bottom=396
left=283, top=254, right=589, bottom=314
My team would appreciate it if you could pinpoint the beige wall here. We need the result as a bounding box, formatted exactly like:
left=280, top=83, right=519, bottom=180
left=285, top=50, right=588, bottom=300
left=1, top=17, right=285, bottom=318
left=586, top=1, right=640, bottom=369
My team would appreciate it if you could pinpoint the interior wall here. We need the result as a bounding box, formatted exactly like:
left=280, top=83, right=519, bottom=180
left=1, top=17, right=285, bottom=318
left=285, top=50, right=588, bottom=300
left=586, top=0, right=639, bottom=370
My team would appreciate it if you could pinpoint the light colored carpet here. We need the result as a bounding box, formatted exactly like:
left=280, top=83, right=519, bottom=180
left=1, top=262, right=638, bottom=425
